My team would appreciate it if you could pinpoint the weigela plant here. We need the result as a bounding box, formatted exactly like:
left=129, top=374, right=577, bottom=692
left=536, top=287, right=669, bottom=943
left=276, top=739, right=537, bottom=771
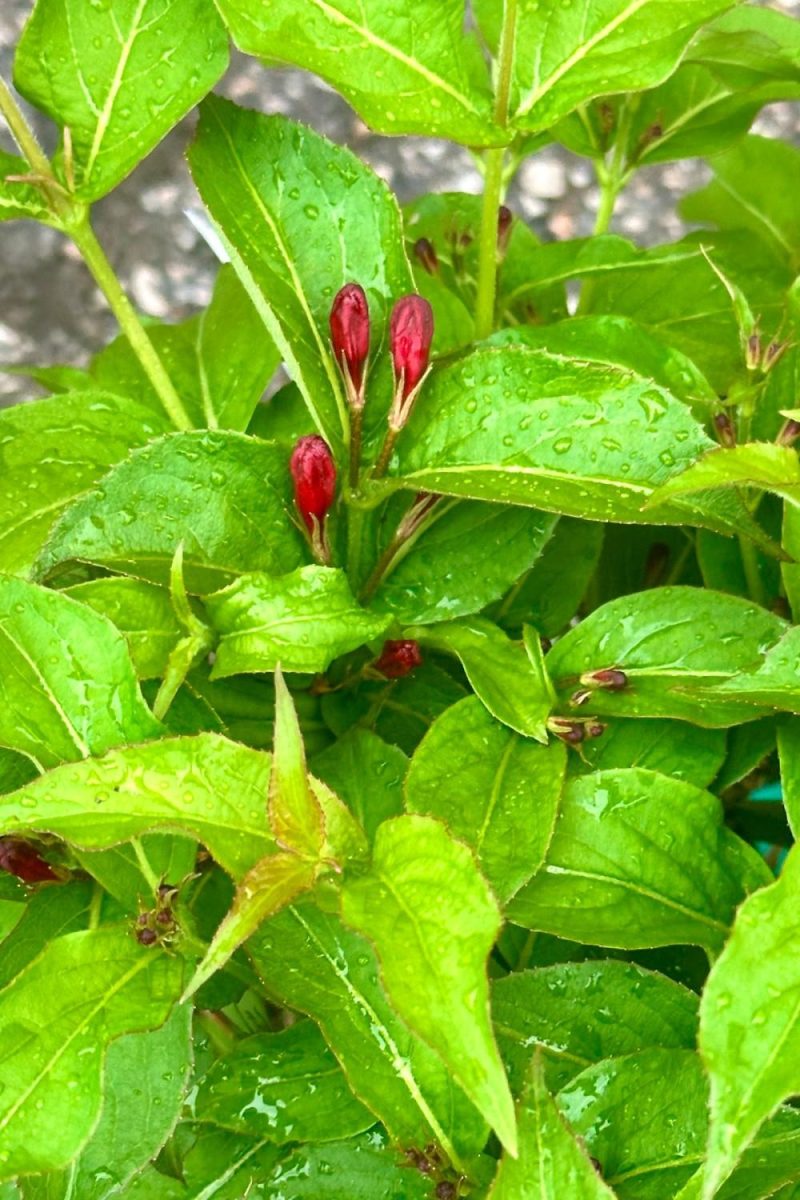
left=1, top=1, right=800, bottom=1196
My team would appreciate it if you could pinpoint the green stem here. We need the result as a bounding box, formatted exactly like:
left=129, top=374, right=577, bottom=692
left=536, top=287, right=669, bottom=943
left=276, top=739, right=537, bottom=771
left=592, top=166, right=621, bottom=237
left=739, top=534, right=768, bottom=607
left=360, top=533, right=400, bottom=605
left=69, top=215, right=193, bottom=431
left=474, top=0, right=517, bottom=341
left=0, top=76, right=52, bottom=178
left=88, top=882, right=104, bottom=931
left=348, top=407, right=363, bottom=489
left=346, top=503, right=366, bottom=586
left=131, top=837, right=161, bottom=893
left=372, top=427, right=398, bottom=480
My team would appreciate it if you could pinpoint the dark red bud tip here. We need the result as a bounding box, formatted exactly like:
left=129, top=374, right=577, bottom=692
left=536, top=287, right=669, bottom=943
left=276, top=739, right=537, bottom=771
left=778, top=418, right=800, bottom=447
left=746, top=331, right=762, bottom=371
left=290, top=435, right=337, bottom=533
left=497, top=205, right=513, bottom=254
left=435, top=1184, right=457, bottom=1200
left=414, top=237, right=439, bottom=275
left=390, top=295, right=434, bottom=401
left=581, top=668, right=628, bottom=691
left=765, top=340, right=789, bottom=371
left=330, top=283, right=370, bottom=396
left=136, top=927, right=158, bottom=946
left=547, top=718, right=585, bottom=745
left=0, top=837, right=58, bottom=883
left=713, top=411, right=736, bottom=448
left=586, top=721, right=606, bottom=739
left=374, top=639, right=423, bottom=679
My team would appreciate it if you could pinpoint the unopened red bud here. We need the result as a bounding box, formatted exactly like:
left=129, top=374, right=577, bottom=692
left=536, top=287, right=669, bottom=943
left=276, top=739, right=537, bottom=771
left=497, top=205, right=513, bottom=255
left=581, top=668, right=628, bottom=691
left=713, top=411, right=736, bottom=448
left=374, top=639, right=423, bottom=679
left=136, top=927, right=158, bottom=946
left=777, top=418, right=800, bottom=447
left=435, top=1184, right=457, bottom=1200
left=390, top=295, right=434, bottom=402
left=746, top=331, right=762, bottom=371
left=330, top=283, right=370, bottom=398
left=414, top=237, right=439, bottom=275
left=586, top=721, right=606, bottom=739
left=0, top=837, right=57, bottom=883
left=548, top=717, right=585, bottom=745
left=290, top=435, right=337, bottom=533
left=765, top=340, right=789, bottom=371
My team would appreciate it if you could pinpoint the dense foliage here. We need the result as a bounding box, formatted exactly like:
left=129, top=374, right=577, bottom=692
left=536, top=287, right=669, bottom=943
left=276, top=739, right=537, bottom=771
left=1, top=1, right=800, bottom=1196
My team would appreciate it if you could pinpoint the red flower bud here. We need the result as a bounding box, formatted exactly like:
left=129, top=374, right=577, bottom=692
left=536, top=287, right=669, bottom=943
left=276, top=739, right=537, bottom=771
left=330, top=283, right=370, bottom=400
left=777, top=418, right=800, bottom=447
left=0, top=837, right=58, bottom=883
left=714, top=411, right=736, bottom=448
left=390, top=295, right=434, bottom=402
left=497, top=205, right=513, bottom=255
left=414, top=237, right=439, bottom=275
left=290, top=435, right=336, bottom=534
left=374, top=639, right=423, bottom=679
left=581, top=668, right=628, bottom=691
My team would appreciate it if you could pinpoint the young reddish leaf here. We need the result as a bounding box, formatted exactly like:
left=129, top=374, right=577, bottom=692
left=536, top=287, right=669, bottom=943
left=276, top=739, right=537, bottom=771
left=268, top=667, right=326, bottom=861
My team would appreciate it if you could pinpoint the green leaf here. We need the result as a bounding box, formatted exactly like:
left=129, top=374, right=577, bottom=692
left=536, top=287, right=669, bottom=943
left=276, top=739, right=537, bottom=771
left=572, top=718, right=727, bottom=789
left=0, top=391, right=169, bottom=577
left=393, top=346, right=747, bottom=534
left=488, top=1052, right=616, bottom=1199
left=482, top=0, right=734, bottom=135
left=508, top=768, right=771, bottom=955
left=405, top=696, right=565, bottom=903
left=262, top=1130, right=432, bottom=1200
left=269, top=667, right=325, bottom=858
left=0, top=576, right=161, bottom=769
left=373, top=500, right=556, bottom=626
left=65, top=577, right=182, bottom=680
left=215, top=0, right=498, bottom=145
left=546, top=585, right=787, bottom=726
left=183, top=850, right=317, bottom=1002
left=193, top=1021, right=373, bottom=1143
left=699, top=845, right=800, bottom=1198
left=676, top=1109, right=800, bottom=1200
left=311, top=730, right=407, bottom=845
left=494, top=518, right=603, bottom=639
left=36, top=431, right=306, bottom=592
left=557, top=1049, right=707, bottom=1196
left=0, top=149, right=56, bottom=225
left=650, top=443, right=800, bottom=509
left=684, top=625, right=800, bottom=716
left=341, top=814, right=517, bottom=1155
left=206, top=567, right=390, bottom=679
left=0, top=927, right=183, bottom=1178
left=249, top=903, right=488, bottom=1163
left=493, top=961, right=699, bottom=1095
left=682, top=136, right=800, bottom=270
left=406, top=617, right=554, bottom=741
left=0, top=734, right=275, bottom=880
left=74, top=835, right=198, bottom=914
left=14, top=0, right=228, bottom=201
left=688, top=4, right=800, bottom=89
left=0, top=882, right=96, bottom=989
left=188, top=97, right=413, bottom=449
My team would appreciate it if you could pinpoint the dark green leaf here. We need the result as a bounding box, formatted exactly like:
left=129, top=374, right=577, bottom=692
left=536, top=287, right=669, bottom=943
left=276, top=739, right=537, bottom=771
left=0, top=882, right=96, bottom=989
left=312, top=730, right=407, bottom=845
left=572, top=719, right=727, bottom=788
left=508, top=768, right=771, bottom=955
left=405, top=696, right=565, bottom=903
left=262, top=1130, right=432, bottom=1200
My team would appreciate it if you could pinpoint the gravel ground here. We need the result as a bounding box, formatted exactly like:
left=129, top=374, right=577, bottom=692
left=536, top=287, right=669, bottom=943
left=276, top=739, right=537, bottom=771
left=0, top=0, right=799, bottom=404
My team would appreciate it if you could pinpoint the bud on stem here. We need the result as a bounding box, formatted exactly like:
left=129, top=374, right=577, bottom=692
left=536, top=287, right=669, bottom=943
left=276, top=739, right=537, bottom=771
left=777, top=418, right=800, bottom=447
left=580, top=667, right=628, bottom=691
left=497, top=205, right=513, bottom=258
left=414, top=237, right=439, bottom=275
left=389, top=294, right=434, bottom=429
left=713, top=411, right=736, bottom=448
left=373, top=639, right=423, bottom=679
left=329, top=283, right=370, bottom=408
left=0, top=837, right=58, bottom=883
left=547, top=716, right=606, bottom=745
left=290, top=435, right=336, bottom=565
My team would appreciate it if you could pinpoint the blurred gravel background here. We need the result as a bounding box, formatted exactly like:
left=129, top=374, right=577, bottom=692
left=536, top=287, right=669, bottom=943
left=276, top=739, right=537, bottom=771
left=0, top=0, right=798, bottom=404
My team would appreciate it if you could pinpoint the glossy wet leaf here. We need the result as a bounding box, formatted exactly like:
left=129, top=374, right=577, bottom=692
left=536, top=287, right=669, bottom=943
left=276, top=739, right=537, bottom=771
left=493, top=960, right=699, bottom=1096
left=572, top=718, right=727, bottom=788
left=676, top=1108, right=800, bottom=1200
left=405, top=696, right=565, bottom=903
left=699, top=845, right=800, bottom=1198
left=14, top=0, right=228, bottom=200
left=311, top=730, right=407, bottom=846
left=0, top=576, right=161, bottom=769
left=488, top=1052, right=616, bottom=1200
left=262, top=1130, right=432, bottom=1200
left=36, top=431, right=306, bottom=592
left=0, top=733, right=274, bottom=880
left=267, top=668, right=325, bottom=858
left=0, top=927, right=183, bottom=1178
left=406, top=617, right=553, bottom=741
left=215, top=0, right=498, bottom=145
left=650, top=443, right=800, bottom=509
left=65, top=578, right=182, bottom=680
left=0, top=391, right=168, bottom=576
left=341, top=814, right=517, bottom=1155
left=508, top=768, right=771, bottom=955
left=189, top=97, right=413, bottom=450
left=249, top=904, right=488, bottom=1162
left=206, top=566, right=390, bottom=679
left=494, top=518, right=603, bottom=638
left=372, top=501, right=556, bottom=626
left=686, top=625, right=800, bottom=715
left=546, top=586, right=786, bottom=726
left=193, top=1020, right=373, bottom=1143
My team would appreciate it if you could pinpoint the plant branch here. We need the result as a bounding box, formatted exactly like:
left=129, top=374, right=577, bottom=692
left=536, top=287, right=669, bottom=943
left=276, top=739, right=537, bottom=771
left=0, top=75, right=51, bottom=179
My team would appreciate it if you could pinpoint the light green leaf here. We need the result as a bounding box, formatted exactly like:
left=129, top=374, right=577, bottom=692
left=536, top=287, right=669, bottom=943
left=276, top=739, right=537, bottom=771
left=700, top=845, right=800, bottom=1198
left=0, top=576, right=161, bottom=769
left=373, top=500, right=556, bottom=626
left=508, top=768, right=771, bottom=955
left=546, top=586, right=787, bottom=726
left=188, top=97, right=413, bottom=449
left=778, top=719, right=800, bottom=840
left=0, top=149, right=57, bottom=225
left=676, top=1109, right=800, bottom=1200
left=488, top=1052, right=616, bottom=1199
left=183, top=851, right=317, bottom=1002
left=261, top=1130, right=432, bottom=1200
left=488, top=0, right=734, bottom=134
left=14, top=0, right=228, bottom=200
left=341, top=814, right=517, bottom=1155
left=406, top=617, right=554, bottom=741
left=311, top=730, right=407, bottom=845
left=65, top=577, right=181, bottom=680
left=405, top=696, right=565, bottom=903
left=0, top=391, right=168, bottom=577
left=269, top=667, right=325, bottom=859
left=249, top=903, right=488, bottom=1164
left=572, top=718, right=727, bottom=789
left=0, top=733, right=275, bottom=880
left=193, top=1021, right=373, bottom=1143
left=686, top=626, right=800, bottom=716
left=650, top=443, right=800, bottom=510
left=215, top=0, right=499, bottom=145
left=206, top=567, right=390, bottom=679
left=36, top=431, right=306, bottom=592
left=0, top=927, right=183, bottom=1178
left=493, top=961, right=699, bottom=1095
left=682, top=136, right=800, bottom=270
